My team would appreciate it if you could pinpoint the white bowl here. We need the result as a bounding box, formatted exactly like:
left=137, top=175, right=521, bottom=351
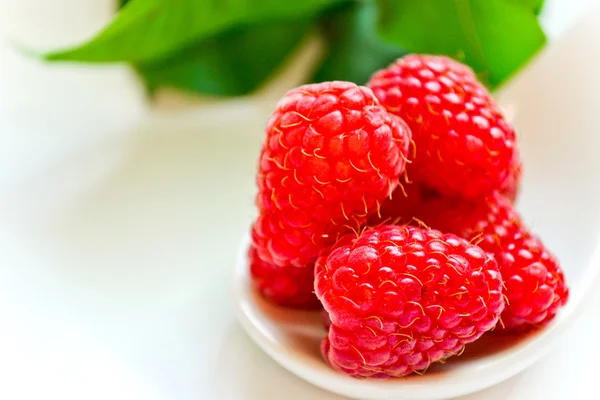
left=234, top=11, right=600, bottom=400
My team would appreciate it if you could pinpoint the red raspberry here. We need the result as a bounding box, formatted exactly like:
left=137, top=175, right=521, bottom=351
left=248, top=244, right=320, bottom=309
left=367, top=182, right=425, bottom=226
left=368, top=54, right=519, bottom=199
left=315, top=225, right=504, bottom=378
left=416, top=193, right=569, bottom=330
left=501, top=158, right=522, bottom=202
left=251, top=82, right=411, bottom=306
left=368, top=182, right=446, bottom=229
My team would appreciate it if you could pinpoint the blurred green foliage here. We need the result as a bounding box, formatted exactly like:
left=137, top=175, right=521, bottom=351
left=506, top=0, right=546, bottom=15
left=378, top=0, right=546, bottom=87
left=312, top=2, right=406, bottom=86
left=45, top=0, right=547, bottom=97
left=138, top=20, right=312, bottom=96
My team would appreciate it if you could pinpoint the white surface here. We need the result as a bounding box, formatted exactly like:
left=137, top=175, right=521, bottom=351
left=0, top=0, right=147, bottom=189
left=0, top=1, right=598, bottom=400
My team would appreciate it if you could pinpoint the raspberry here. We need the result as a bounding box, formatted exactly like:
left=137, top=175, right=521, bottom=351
left=501, top=158, right=522, bottom=202
left=367, top=182, right=425, bottom=226
left=368, top=54, right=519, bottom=199
left=315, top=225, right=504, bottom=378
left=250, top=82, right=411, bottom=307
left=368, top=182, right=446, bottom=229
left=248, top=244, right=320, bottom=309
left=415, top=193, right=569, bottom=329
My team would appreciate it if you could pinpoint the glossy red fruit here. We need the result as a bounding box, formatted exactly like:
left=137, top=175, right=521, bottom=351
left=367, top=181, right=425, bottom=227
left=368, top=54, right=519, bottom=199
left=315, top=225, right=504, bottom=378
left=250, top=81, right=411, bottom=307
left=248, top=244, right=320, bottom=309
left=416, top=193, right=569, bottom=330
left=501, top=158, right=522, bottom=203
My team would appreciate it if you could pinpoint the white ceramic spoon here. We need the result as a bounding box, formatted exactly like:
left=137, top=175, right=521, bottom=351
left=234, top=8, right=600, bottom=400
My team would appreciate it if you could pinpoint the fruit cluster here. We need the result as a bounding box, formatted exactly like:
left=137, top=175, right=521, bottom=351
left=248, top=54, right=569, bottom=378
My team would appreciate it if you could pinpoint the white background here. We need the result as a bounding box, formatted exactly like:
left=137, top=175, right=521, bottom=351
left=0, top=1, right=597, bottom=399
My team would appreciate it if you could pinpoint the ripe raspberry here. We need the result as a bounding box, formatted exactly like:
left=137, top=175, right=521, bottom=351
left=368, top=54, right=519, bottom=199
left=248, top=244, right=320, bottom=309
left=367, top=182, right=425, bottom=226
left=250, top=81, right=411, bottom=307
left=416, top=193, right=569, bottom=330
left=501, top=158, right=522, bottom=202
left=315, top=225, right=504, bottom=378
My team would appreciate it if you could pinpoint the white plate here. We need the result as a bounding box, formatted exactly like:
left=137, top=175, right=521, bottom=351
left=234, top=7, right=600, bottom=400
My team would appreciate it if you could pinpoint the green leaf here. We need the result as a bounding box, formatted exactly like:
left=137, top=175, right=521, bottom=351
left=45, top=0, right=345, bottom=63
left=377, top=0, right=546, bottom=88
left=506, top=0, right=545, bottom=15
left=312, top=2, right=406, bottom=85
left=136, top=19, right=312, bottom=96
